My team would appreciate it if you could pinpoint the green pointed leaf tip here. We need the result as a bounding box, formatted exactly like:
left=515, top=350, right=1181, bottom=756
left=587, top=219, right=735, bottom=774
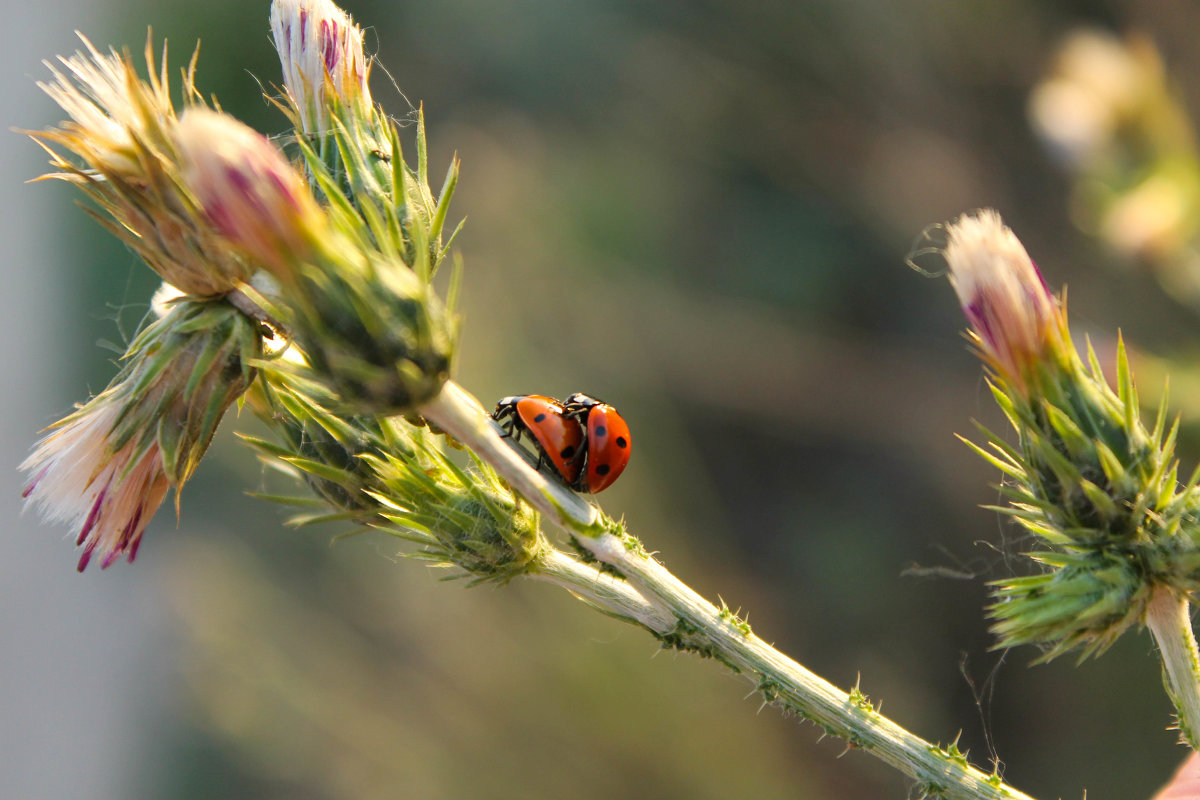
left=958, top=435, right=1024, bottom=479
left=416, top=105, right=429, bottom=188
left=1041, top=402, right=1091, bottom=461
left=429, top=156, right=460, bottom=246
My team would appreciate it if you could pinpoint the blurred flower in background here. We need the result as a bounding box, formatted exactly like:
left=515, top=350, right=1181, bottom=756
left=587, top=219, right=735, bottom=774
left=1030, top=28, right=1200, bottom=303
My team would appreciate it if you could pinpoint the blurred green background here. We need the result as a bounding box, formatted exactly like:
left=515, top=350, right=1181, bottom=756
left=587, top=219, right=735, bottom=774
left=4, top=1, right=1198, bottom=798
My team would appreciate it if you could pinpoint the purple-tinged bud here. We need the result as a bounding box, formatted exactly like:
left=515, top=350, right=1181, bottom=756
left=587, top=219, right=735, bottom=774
left=944, top=210, right=1067, bottom=392
left=175, top=108, right=323, bottom=273
left=271, top=0, right=372, bottom=134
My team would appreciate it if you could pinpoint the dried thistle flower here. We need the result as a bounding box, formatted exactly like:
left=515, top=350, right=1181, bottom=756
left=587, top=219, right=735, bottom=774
left=21, top=300, right=262, bottom=570
left=32, top=35, right=254, bottom=297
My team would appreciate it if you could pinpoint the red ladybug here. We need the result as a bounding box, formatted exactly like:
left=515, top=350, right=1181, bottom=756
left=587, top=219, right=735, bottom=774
left=562, top=393, right=632, bottom=493
left=492, top=395, right=586, bottom=487
left=492, top=393, right=632, bottom=493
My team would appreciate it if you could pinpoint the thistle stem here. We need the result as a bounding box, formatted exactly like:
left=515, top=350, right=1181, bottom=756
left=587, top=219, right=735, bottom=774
left=227, top=286, right=283, bottom=330
left=1146, top=585, right=1200, bottom=750
left=534, top=549, right=674, bottom=632
left=420, top=380, right=1037, bottom=800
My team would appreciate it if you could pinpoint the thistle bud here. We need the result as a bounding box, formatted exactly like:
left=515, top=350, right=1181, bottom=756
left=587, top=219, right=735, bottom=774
left=944, top=210, right=1068, bottom=394
left=270, top=0, right=372, bottom=135
left=280, top=251, right=455, bottom=415
left=247, top=370, right=543, bottom=583
left=21, top=300, right=261, bottom=570
left=943, top=210, right=1200, bottom=662
left=175, top=108, right=325, bottom=273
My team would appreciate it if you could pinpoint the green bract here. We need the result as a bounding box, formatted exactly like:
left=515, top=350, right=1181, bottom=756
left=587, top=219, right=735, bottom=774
left=266, top=97, right=462, bottom=416
left=972, top=334, right=1200, bottom=662
left=245, top=363, right=544, bottom=584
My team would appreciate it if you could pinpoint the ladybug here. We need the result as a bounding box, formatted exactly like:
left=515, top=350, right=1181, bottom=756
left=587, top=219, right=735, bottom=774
left=561, top=393, right=632, bottom=493
left=492, top=393, right=632, bottom=493
left=492, top=395, right=586, bottom=487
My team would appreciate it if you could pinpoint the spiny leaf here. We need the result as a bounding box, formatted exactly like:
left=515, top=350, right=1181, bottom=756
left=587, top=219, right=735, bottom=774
left=958, top=434, right=1024, bottom=479
left=282, top=456, right=362, bottom=487
left=245, top=492, right=328, bottom=507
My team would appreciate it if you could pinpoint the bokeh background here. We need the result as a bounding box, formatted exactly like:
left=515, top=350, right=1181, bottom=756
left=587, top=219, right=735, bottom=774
left=3, top=1, right=1199, bottom=798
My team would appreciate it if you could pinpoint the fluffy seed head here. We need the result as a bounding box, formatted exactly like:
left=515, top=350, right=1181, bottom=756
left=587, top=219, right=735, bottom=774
left=20, top=299, right=261, bottom=571
left=38, top=36, right=176, bottom=175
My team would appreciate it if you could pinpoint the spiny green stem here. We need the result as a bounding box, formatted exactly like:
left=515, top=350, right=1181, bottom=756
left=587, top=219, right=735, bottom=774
left=420, top=380, right=1036, bottom=800
left=596, top=535, right=1030, bottom=799
left=1146, top=585, right=1200, bottom=750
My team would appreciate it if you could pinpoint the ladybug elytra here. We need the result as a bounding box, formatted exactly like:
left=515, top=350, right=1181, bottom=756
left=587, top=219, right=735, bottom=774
left=561, top=393, right=631, bottom=493
left=492, top=394, right=586, bottom=486
left=492, top=393, right=631, bottom=493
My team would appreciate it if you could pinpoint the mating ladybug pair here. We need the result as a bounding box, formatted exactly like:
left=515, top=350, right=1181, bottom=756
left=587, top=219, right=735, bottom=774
left=492, top=393, right=631, bottom=493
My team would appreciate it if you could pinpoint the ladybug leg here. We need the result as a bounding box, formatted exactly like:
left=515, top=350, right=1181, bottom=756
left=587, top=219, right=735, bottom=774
left=492, top=411, right=517, bottom=441
left=506, top=425, right=526, bottom=446
left=493, top=419, right=542, bottom=471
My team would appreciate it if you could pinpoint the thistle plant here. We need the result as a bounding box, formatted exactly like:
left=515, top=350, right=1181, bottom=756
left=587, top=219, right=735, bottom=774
left=22, top=1, right=1200, bottom=798
left=944, top=210, right=1200, bottom=746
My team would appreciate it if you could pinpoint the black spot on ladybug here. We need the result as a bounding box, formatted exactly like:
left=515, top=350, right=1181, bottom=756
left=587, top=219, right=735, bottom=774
left=534, top=413, right=547, bottom=423
left=616, top=436, right=627, bottom=448
left=596, top=464, right=611, bottom=476
left=561, top=445, right=576, bottom=459
left=595, top=425, right=607, bottom=437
